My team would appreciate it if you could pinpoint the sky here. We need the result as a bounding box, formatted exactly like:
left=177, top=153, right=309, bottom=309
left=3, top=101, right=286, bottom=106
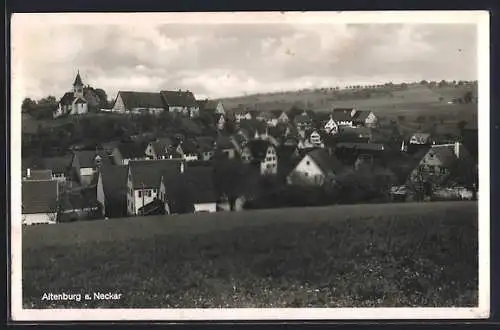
left=12, top=14, right=479, bottom=101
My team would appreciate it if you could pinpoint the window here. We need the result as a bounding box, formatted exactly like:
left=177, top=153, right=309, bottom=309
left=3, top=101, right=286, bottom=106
left=304, top=172, right=309, bottom=177
left=306, top=161, right=310, bottom=165
left=138, top=191, right=142, bottom=198
left=440, top=167, right=447, bottom=175
left=146, top=190, right=152, bottom=197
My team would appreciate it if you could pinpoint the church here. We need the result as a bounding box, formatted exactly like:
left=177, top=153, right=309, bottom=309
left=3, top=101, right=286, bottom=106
left=54, top=71, right=90, bottom=118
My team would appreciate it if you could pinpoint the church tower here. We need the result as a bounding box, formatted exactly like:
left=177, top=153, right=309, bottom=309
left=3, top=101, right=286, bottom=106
left=73, top=70, right=84, bottom=99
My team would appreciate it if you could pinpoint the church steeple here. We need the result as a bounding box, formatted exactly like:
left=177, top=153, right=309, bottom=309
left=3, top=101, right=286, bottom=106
left=73, top=70, right=84, bottom=98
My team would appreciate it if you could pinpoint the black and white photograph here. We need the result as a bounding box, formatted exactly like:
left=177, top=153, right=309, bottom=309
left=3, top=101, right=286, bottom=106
left=10, top=11, right=490, bottom=321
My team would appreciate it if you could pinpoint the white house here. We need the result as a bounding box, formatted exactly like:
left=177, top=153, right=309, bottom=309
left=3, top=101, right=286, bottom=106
left=409, top=132, right=433, bottom=145
left=112, top=91, right=166, bottom=114
left=309, top=130, right=324, bottom=147
left=246, top=140, right=278, bottom=175
left=324, top=116, right=339, bottom=134
left=159, top=166, right=218, bottom=215
left=22, top=180, right=59, bottom=225
left=127, top=159, right=184, bottom=216
left=287, top=148, right=343, bottom=186
left=234, top=110, right=253, bottom=123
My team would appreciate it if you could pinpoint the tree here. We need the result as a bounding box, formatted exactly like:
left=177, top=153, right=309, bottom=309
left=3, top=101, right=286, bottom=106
left=212, top=156, right=252, bottom=211
left=93, top=88, right=109, bottom=108
left=419, top=80, right=428, bottom=85
left=21, top=98, right=36, bottom=113
left=438, top=80, right=448, bottom=88
left=463, top=91, right=473, bottom=104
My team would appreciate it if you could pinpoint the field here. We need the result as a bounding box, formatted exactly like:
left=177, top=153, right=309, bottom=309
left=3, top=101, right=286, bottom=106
left=22, top=201, right=478, bottom=308
left=220, top=84, right=477, bottom=120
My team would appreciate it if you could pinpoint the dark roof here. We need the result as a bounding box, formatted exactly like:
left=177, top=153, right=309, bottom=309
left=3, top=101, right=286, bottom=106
left=118, top=91, right=166, bottom=110
left=60, top=92, right=76, bottom=105
left=100, top=165, right=128, bottom=202
left=24, top=169, right=53, bottom=180
left=257, top=111, right=276, bottom=120
left=172, top=166, right=218, bottom=204
left=306, top=148, right=344, bottom=175
left=192, top=136, right=215, bottom=152
left=339, top=126, right=372, bottom=137
left=427, top=144, right=462, bottom=167
left=336, top=142, right=386, bottom=151
left=197, top=99, right=220, bottom=112
left=351, top=110, right=372, bottom=121
left=331, top=109, right=354, bottom=122
left=73, top=71, right=83, bottom=86
left=22, top=180, right=58, bottom=214
left=270, top=109, right=286, bottom=117
left=294, top=113, right=312, bottom=124
left=150, top=140, right=172, bottom=157
left=238, top=119, right=267, bottom=136
left=116, top=141, right=147, bottom=159
left=60, top=187, right=99, bottom=212
left=160, top=90, right=197, bottom=107
left=74, top=150, right=110, bottom=168
left=42, top=155, right=72, bottom=173
left=215, top=135, right=234, bottom=150
left=138, top=198, right=164, bottom=215
left=247, top=140, right=273, bottom=161
left=180, top=139, right=199, bottom=154
left=129, top=159, right=184, bottom=189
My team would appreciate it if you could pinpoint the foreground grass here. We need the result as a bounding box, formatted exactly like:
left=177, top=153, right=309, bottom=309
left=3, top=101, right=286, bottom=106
left=22, top=202, right=478, bottom=308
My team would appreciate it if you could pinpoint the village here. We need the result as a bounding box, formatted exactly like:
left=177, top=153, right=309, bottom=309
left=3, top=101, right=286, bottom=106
left=20, top=72, right=479, bottom=225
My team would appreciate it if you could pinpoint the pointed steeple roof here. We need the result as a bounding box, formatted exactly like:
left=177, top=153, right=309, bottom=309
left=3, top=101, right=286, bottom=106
left=73, top=70, right=83, bottom=86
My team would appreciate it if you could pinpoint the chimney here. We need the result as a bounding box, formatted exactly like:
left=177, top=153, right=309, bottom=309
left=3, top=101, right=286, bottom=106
left=180, top=161, right=185, bottom=174
left=26, top=168, right=31, bottom=178
left=454, top=141, right=460, bottom=158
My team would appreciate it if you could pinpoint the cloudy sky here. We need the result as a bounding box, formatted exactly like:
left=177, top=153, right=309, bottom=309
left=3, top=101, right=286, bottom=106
left=13, top=14, right=478, bottom=101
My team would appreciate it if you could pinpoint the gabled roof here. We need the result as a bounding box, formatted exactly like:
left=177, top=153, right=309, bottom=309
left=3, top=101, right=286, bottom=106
left=150, top=139, right=173, bottom=157
left=73, top=150, right=110, bottom=168
left=60, top=92, right=76, bottom=105
left=306, top=148, right=344, bottom=176
left=116, top=141, right=147, bottom=159
left=160, top=90, right=197, bottom=107
left=129, top=159, right=184, bottom=189
left=169, top=166, right=218, bottom=204
left=247, top=140, right=274, bottom=161
left=351, top=110, right=373, bottom=121
left=426, top=144, right=464, bottom=167
left=180, top=139, right=199, bottom=154
left=197, top=99, right=220, bottom=112
left=60, top=187, right=99, bottom=212
left=270, top=109, right=287, bottom=117
left=117, top=91, right=165, bottom=110
left=294, top=113, right=312, bottom=124
left=24, top=169, right=53, bottom=180
left=192, top=136, right=216, bottom=152
left=336, top=142, right=386, bottom=151
left=41, top=155, right=72, bottom=173
left=73, top=71, right=83, bottom=86
left=215, top=135, right=235, bottom=150
left=331, top=109, right=354, bottom=122
left=100, top=164, right=128, bottom=202
left=22, top=180, right=58, bottom=214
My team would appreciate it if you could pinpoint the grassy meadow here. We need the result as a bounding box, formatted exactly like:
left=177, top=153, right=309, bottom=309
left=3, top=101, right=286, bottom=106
left=22, top=201, right=478, bottom=308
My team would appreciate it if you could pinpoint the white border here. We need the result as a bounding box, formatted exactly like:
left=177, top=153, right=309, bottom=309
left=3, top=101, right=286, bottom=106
left=10, top=11, right=490, bottom=321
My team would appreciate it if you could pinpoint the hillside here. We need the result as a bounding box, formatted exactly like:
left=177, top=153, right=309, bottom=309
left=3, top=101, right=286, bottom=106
left=219, top=83, right=478, bottom=118
left=23, top=202, right=478, bottom=308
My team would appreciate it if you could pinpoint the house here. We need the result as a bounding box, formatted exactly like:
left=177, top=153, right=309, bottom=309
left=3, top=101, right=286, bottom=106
left=97, top=165, right=129, bottom=218
left=213, top=113, right=226, bottom=130
left=22, top=169, right=53, bottom=181
left=338, top=126, right=373, bottom=142
left=159, top=166, right=218, bottom=214
left=59, top=187, right=102, bottom=222
left=40, top=156, right=72, bottom=181
left=234, top=109, right=253, bottom=122
left=351, top=110, right=378, bottom=127
left=191, top=136, right=216, bottom=161
left=270, top=110, right=289, bottom=124
left=112, top=91, right=166, bottom=114
left=215, top=135, right=237, bottom=159
left=409, top=132, right=433, bottom=145
left=256, top=111, right=279, bottom=127
left=71, top=150, right=110, bottom=186
left=197, top=99, right=225, bottom=115
left=246, top=140, right=278, bottom=175
left=294, top=112, right=313, bottom=132
left=54, top=71, right=89, bottom=118
left=160, top=90, right=199, bottom=118
left=408, top=142, right=474, bottom=187
left=111, top=141, right=148, bottom=165
left=127, top=159, right=185, bottom=216
left=308, top=130, right=324, bottom=148
left=177, top=139, right=200, bottom=162
left=22, top=180, right=59, bottom=225
left=324, top=116, right=339, bottom=135
left=331, top=108, right=377, bottom=128
left=145, top=138, right=174, bottom=160
left=287, top=148, right=344, bottom=186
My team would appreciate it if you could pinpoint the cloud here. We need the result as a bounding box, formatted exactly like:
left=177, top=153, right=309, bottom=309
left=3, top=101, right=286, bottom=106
left=13, top=18, right=477, bottom=101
